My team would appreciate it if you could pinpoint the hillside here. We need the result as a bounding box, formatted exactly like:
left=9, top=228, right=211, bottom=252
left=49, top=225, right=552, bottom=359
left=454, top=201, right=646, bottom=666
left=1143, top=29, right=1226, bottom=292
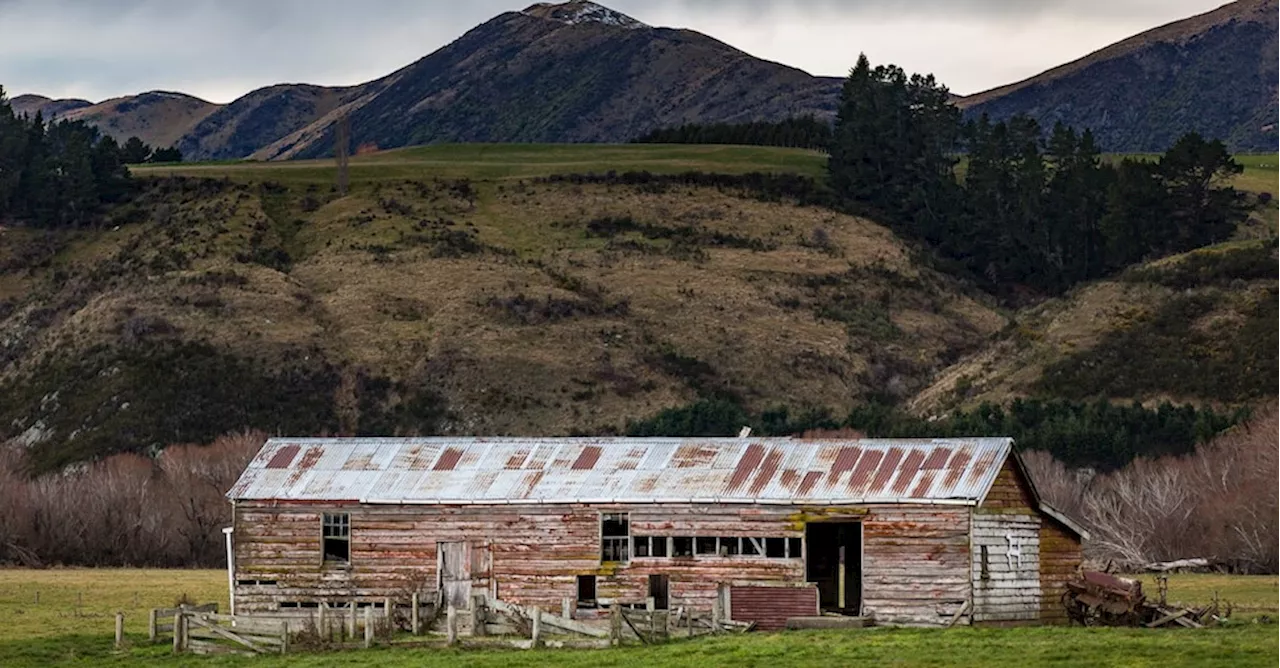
left=910, top=239, right=1278, bottom=415
left=960, top=0, right=1278, bottom=152
left=9, top=94, right=92, bottom=119
left=57, top=91, right=220, bottom=149
left=12, top=1, right=841, bottom=161
left=0, top=145, right=1002, bottom=472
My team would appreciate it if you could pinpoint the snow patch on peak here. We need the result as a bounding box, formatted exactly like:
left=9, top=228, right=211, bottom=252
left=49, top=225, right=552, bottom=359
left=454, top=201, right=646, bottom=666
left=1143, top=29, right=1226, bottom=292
left=522, top=1, right=648, bottom=29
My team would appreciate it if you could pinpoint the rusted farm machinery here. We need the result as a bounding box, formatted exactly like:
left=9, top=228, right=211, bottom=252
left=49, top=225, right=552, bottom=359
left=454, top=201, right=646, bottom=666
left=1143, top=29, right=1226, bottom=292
left=1062, top=571, right=1228, bottom=628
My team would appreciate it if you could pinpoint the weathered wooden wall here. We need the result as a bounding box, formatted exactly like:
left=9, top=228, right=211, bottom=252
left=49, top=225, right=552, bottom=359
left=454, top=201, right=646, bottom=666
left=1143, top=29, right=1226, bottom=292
left=233, top=501, right=975, bottom=626
left=861, top=508, right=971, bottom=626
left=969, top=458, right=1083, bottom=626
left=1039, top=520, right=1082, bottom=624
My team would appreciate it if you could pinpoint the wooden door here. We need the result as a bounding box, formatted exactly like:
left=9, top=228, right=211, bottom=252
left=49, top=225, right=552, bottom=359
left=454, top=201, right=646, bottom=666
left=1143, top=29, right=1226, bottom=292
left=438, top=541, right=471, bottom=609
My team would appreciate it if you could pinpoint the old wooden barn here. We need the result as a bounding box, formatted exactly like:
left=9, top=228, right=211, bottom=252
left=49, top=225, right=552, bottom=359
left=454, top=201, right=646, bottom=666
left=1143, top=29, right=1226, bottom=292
left=224, top=436, right=1086, bottom=628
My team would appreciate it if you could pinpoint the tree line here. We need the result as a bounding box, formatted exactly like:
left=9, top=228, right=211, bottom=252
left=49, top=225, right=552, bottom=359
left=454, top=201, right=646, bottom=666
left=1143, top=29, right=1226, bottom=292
left=828, top=55, right=1254, bottom=295
left=0, top=86, right=181, bottom=229
left=632, top=115, right=833, bottom=151
left=625, top=397, right=1242, bottom=472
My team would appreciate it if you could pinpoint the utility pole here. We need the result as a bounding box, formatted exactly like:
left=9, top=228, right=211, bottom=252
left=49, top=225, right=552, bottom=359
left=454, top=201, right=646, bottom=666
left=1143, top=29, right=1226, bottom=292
left=335, top=113, right=351, bottom=196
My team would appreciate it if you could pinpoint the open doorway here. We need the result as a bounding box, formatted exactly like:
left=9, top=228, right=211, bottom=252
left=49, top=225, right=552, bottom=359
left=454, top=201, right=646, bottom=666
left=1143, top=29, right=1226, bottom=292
left=648, top=574, right=669, bottom=610
left=805, top=522, right=862, bottom=614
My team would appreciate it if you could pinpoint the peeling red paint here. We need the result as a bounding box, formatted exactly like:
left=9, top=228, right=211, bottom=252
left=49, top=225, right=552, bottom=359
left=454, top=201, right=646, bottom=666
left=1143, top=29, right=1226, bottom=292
left=967, top=450, right=999, bottom=485
left=297, top=447, right=324, bottom=471
left=921, top=447, right=951, bottom=470
left=434, top=448, right=463, bottom=471
left=826, top=446, right=862, bottom=484
left=910, top=470, right=938, bottom=498
left=892, top=450, right=926, bottom=495
left=748, top=450, right=784, bottom=495
left=506, top=450, right=530, bottom=469
left=871, top=448, right=903, bottom=491
left=728, top=443, right=766, bottom=490
left=672, top=445, right=718, bottom=468
left=797, top=471, right=823, bottom=496
left=846, top=450, right=883, bottom=493
left=572, top=446, right=602, bottom=470
left=265, top=444, right=300, bottom=469
left=942, top=451, right=972, bottom=488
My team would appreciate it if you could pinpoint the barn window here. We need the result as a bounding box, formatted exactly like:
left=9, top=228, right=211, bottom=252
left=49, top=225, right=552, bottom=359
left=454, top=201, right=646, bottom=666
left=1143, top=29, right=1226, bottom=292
left=787, top=537, right=802, bottom=559
left=634, top=536, right=668, bottom=558
left=322, top=512, right=350, bottom=563
left=743, top=537, right=764, bottom=556
left=601, top=513, right=630, bottom=562
left=765, top=537, right=786, bottom=558
left=672, top=537, right=694, bottom=557
left=695, top=537, right=718, bottom=555
left=720, top=537, right=741, bottom=556
left=577, top=575, right=597, bottom=608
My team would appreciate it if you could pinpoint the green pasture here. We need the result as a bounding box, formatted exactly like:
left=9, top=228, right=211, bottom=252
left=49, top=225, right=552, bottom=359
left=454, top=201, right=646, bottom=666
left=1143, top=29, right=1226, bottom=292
left=0, top=569, right=1274, bottom=667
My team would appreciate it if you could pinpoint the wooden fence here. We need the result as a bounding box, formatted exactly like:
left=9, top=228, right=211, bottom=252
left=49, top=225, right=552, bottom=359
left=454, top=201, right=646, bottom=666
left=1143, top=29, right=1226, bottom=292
left=150, top=594, right=750, bottom=655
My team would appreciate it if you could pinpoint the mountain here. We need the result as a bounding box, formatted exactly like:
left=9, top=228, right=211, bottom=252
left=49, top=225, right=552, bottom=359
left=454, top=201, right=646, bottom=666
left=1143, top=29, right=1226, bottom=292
left=58, top=91, right=220, bottom=150
left=959, top=0, right=1278, bottom=152
left=268, top=1, right=842, bottom=159
left=12, top=1, right=841, bottom=161
left=9, top=94, right=93, bottom=119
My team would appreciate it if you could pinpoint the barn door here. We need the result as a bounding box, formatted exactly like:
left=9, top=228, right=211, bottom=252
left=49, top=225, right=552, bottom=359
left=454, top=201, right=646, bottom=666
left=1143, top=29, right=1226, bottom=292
left=438, top=541, right=472, bottom=609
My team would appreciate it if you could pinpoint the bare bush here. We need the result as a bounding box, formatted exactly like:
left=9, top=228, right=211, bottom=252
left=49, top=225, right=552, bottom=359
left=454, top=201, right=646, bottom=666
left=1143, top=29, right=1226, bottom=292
left=1024, top=406, right=1278, bottom=574
left=0, top=430, right=264, bottom=567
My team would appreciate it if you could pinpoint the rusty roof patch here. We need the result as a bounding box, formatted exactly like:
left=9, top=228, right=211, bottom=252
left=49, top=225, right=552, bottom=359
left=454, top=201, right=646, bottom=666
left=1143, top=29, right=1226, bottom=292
left=229, top=437, right=1013, bottom=505
left=572, top=446, right=602, bottom=470
left=827, top=446, right=862, bottom=484
left=728, top=443, right=766, bottom=490
left=747, top=449, right=784, bottom=496
left=892, top=450, right=926, bottom=495
left=434, top=447, right=463, bottom=471
left=265, top=444, right=300, bottom=469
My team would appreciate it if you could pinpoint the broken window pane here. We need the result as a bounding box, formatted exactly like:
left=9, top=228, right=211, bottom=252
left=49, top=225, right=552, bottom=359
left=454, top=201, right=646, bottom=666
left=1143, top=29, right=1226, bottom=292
left=601, top=513, right=630, bottom=562
left=743, top=537, right=763, bottom=556
left=695, top=537, right=717, bottom=555
left=721, top=538, right=740, bottom=556
left=635, top=537, right=651, bottom=558
left=322, top=512, right=350, bottom=563
left=652, top=536, right=668, bottom=557
left=787, top=537, right=802, bottom=559
left=765, top=537, right=786, bottom=558
left=673, top=537, right=693, bottom=557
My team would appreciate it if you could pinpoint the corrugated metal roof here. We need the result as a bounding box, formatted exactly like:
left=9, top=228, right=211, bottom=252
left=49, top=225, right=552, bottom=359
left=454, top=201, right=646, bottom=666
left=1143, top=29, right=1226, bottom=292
left=227, top=437, right=1014, bottom=505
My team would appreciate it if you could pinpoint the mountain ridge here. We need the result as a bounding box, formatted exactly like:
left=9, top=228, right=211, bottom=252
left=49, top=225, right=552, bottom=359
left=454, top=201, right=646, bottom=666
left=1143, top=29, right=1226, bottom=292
left=8, top=1, right=843, bottom=160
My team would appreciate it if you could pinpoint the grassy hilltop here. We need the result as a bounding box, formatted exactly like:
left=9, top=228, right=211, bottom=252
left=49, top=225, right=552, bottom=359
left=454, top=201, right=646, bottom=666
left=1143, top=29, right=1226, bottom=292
left=1, top=145, right=996, bottom=471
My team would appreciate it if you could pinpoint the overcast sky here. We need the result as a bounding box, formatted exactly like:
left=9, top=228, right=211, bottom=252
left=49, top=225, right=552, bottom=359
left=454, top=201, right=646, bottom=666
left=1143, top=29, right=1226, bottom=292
left=0, top=0, right=1231, bottom=104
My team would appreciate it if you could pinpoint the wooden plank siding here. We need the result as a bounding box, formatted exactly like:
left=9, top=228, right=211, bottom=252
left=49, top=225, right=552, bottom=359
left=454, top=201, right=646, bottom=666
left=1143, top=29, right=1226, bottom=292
left=970, top=458, right=1082, bottom=626
left=233, top=501, right=974, bottom=626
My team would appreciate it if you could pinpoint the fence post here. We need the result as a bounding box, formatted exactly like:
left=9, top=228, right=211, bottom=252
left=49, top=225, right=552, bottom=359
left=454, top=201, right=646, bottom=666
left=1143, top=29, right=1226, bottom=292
left=562, top=597, right=572, bottom=620
left=114, top=612, right=124, bottom=650
left=318, top=604, right=326, bottom=642
left=364, top=606, right=374, bottom=649
left=171, top=612, right=183, bottom=654
left=473, top=595, right=487, bottom=637
left=148, top=608, right=157, bottom=643
left=446, top=604, right=458, bottom=646
left=530, top=606, right=542, bottom=649
left=281, top=620, right=289, bottom=654
left=411, top=592, right=420, bottom=635
left=711, top=597, right=721, bottom=632
left=384, top=597, right=391, bottom=632
left=348, top=603, right=357, bottom=639
left=610, top=604, right=622, bottom=646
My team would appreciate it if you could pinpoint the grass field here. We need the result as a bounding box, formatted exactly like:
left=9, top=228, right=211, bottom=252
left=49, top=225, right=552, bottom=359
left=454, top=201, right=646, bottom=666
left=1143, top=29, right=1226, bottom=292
left=132, top=144, right=830, bottom=185
left=0, top=569, right=1274, bottom=667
